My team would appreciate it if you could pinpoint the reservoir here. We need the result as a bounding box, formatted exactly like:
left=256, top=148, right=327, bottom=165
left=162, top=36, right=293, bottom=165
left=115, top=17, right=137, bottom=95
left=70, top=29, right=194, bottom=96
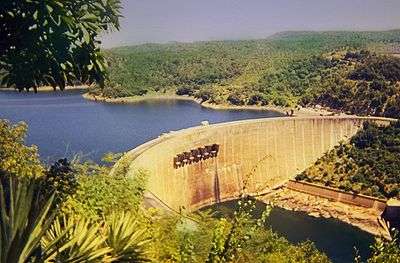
left=0, top=90, right=281, bottom=162
left=0, top=89, right=374, bottom=262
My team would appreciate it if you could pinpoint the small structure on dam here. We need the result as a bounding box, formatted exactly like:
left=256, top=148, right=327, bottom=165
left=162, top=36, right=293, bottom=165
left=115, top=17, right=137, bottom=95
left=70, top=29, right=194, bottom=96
left=113, top=116, right=395, bottom=212
left=173, top=144, right=220, bottom=168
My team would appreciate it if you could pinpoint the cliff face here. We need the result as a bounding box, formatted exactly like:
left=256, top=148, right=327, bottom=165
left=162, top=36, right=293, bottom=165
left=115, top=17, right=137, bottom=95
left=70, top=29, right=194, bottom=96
left=114, top=116, right=395, bottom=212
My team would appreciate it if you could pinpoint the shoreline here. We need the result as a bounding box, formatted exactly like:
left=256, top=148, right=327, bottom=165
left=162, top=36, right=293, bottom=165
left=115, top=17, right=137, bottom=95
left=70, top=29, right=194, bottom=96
left=82, top=92, right=340, bottom=117
left=1, top=87, right=342, bottom=117
left=261, top=187, right=391, bottom=239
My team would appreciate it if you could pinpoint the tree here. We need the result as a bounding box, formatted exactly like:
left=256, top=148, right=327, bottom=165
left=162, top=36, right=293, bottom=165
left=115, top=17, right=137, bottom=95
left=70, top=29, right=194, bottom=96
left=0, top=0, right=122, bottom=92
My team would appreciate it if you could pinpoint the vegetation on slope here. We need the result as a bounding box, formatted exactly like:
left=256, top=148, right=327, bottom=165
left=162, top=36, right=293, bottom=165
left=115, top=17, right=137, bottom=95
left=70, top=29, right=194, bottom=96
left=303, top=50, right=400, bottom=117
left=296, top=121, right=400, bottom=199
left=92, top=30, right=400, bottom=118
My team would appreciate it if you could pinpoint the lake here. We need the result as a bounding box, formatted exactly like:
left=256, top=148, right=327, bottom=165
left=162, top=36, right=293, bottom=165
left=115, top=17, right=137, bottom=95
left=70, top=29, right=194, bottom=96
left=0, top=89, right=374, bottom=262
left=0, top=89, right=281, bottom=162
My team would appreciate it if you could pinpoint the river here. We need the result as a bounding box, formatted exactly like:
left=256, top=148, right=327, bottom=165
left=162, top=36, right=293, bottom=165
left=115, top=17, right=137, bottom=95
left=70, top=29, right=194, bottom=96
left=0, top=89, right=374, bottom=262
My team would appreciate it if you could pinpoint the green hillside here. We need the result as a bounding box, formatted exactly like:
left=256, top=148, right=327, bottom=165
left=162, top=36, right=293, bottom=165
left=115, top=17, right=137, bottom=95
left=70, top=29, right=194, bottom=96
left=93, top=30, right=400, bottom=117
left=297, top=121, right=400, bottom=199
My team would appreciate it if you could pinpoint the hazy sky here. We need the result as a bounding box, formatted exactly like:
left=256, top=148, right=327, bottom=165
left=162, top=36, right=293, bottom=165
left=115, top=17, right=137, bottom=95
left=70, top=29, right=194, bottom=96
left=102, top=0, right=400, bottom=48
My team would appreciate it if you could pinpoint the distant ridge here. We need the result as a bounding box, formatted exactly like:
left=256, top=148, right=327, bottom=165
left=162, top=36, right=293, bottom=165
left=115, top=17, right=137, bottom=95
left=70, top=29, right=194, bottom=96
left=109, top=29, right=400, bottom=50
left=267, top=29, right=400, bottom=40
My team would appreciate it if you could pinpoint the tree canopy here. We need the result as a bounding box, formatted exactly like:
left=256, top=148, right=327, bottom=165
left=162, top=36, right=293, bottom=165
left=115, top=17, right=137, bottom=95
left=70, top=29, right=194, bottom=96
left=0, top=0, right=121, bottom=92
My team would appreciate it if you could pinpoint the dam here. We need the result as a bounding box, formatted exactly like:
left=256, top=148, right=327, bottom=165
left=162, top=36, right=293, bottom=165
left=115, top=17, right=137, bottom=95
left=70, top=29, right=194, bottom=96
left=113, top=116, right=394, bottom=212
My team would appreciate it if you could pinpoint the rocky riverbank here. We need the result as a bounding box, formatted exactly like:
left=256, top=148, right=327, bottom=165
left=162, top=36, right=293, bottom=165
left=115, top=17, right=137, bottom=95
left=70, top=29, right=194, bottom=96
left=259, top=188, right=391, bottom=239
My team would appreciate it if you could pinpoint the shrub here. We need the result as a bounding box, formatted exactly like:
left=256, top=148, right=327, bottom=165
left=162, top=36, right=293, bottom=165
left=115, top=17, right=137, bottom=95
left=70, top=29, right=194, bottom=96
left=176, top=86, right=195, bottom=96
left=366, top=234, right=400, bottom=263
left=63, top=162, right=147, bottom=218
left=0, top=120, right=43, bottom=178
left=273, top=96, right=289, bottom=107
left=227, top=93, right=245, bottom=106
left=195, top=89, right=214, bottom=102
left=248, top=93, right=268, bottom=105
left=42, top=158, right=78, bottom=207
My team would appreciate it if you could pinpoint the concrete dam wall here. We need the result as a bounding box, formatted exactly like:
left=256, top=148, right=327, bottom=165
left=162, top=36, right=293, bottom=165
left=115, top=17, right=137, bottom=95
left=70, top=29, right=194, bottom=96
left=114, top=116, right=394, bottom=212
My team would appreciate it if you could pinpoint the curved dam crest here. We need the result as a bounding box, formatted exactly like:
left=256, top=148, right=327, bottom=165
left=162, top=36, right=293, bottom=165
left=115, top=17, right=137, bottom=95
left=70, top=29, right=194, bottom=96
left=113, top=116, right=395, bottom=212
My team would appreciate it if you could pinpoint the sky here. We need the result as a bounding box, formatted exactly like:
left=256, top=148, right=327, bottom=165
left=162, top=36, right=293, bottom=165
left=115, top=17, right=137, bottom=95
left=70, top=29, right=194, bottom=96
left=101, top=0, right=400, bottom=48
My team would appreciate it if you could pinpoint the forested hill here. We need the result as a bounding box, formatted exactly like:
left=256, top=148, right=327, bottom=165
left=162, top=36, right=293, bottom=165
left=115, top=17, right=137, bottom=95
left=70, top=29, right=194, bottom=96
left=297, top=121, right=400, bottom=199
left=94, top=30, right=400, bottom=118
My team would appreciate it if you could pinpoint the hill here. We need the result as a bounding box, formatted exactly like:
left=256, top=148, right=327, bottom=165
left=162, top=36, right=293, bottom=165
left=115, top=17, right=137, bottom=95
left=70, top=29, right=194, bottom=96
left=92, top=30, right=400, bottom=118
left=296, top=121, right=400, bottom=199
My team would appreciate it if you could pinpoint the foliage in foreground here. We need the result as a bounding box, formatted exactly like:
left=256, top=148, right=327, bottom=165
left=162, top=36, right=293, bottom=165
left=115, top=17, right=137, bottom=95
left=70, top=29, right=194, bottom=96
left=0, top=119, right=150, bottom=262
left=297, top=121, right=400, bottom=199
left=0, top=120, right=43, bottom=178
left=0, top=177, right=56, bottom=263
left=365, top=233, right=400, bottom=263
left=146, top=199, right=330, bottom=263
left=62, top=160, right=147, bottom=219
left=42, top=212, right=150, bottom=263
left=0, top=0, right=122, bottom=91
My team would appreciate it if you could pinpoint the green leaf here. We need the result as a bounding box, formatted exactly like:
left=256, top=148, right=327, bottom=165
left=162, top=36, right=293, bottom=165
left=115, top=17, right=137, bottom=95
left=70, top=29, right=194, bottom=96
left=1, top=0, right=122, bottom=91
left=46, top=4, right=54, bottom=13
left=81, top=13, right=97, bottom=22
left=81, top=26, right=90, bottom=44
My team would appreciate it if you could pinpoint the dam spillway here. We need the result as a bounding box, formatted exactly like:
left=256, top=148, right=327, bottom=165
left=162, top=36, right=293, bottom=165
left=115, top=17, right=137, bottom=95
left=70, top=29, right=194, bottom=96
left=113, top=116, right=394, bottom=212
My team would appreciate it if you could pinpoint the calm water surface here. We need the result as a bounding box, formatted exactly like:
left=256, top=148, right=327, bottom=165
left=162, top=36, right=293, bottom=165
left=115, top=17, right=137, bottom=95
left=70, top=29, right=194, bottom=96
left=0, top=90, right=282, bottom=161
left=0, top=90, right=374, bottom=262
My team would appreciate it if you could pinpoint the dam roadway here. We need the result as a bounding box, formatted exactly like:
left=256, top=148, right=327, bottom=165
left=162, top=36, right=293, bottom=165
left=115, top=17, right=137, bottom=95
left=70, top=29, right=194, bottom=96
left=112, top=116, right=395, bottom=212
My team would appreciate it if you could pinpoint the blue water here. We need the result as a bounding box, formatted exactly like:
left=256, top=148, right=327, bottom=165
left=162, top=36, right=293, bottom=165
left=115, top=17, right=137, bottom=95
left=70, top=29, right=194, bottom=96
left=0, top=90, right=282, bottom=162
